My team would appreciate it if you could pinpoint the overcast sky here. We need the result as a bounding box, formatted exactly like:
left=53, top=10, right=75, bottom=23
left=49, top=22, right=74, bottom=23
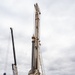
left=0, top=0, right=75, bottom=75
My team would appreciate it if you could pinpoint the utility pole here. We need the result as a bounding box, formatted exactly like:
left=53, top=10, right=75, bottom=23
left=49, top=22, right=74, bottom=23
left=10, top=28, right=18, bottom=75
left=28, top=3, right=41, bottom=75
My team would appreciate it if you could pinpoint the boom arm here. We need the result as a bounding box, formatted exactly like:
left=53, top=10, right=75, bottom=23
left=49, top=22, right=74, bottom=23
left=10, top=28, right=18, bottom=75
left=28, top=3, right=41, bottom=75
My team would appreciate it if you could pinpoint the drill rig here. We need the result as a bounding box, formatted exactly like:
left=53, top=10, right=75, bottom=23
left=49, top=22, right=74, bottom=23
left=10, top=28, right=18, bottom=75
left=28, top=3, right=42, bottom=75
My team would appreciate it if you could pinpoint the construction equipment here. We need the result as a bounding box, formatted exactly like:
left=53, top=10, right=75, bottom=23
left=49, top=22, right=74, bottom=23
left=28, top=3, right=42, bottom=75
left=10, top=28, right=18, bottom=75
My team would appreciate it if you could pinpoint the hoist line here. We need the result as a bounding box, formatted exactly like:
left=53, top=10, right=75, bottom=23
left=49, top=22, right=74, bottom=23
left=38, top=47, right=46, bottom=75
left=4, top=29, right=11, bottom=73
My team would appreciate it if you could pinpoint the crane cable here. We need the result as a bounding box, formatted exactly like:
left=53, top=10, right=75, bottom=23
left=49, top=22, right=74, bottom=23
left=4, top=30, right=11, bottom=73
left=38, top=45, right=45, bottom=75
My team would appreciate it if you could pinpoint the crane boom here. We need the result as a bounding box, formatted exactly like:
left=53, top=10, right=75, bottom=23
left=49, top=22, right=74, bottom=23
left=10, top=28, right=18, bottom=75
left=28, top=3, right=41, bottom=75
left=10, top=28, right=16, bottom=65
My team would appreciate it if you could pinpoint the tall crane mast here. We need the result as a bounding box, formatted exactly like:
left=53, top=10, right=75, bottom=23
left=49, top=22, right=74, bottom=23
left=28, top=3, right=41, bottom=75
left=10, top=28, right=18, bottom=75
